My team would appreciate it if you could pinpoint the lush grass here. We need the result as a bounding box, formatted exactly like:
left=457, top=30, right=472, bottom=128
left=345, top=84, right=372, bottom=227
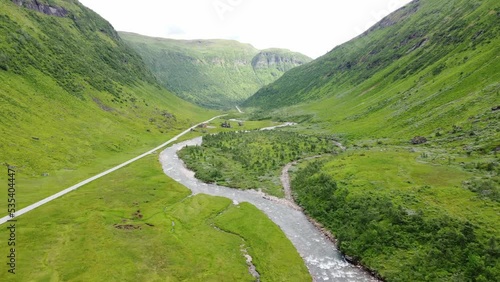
left=215, top=203, right=311, bottom=281
left=120, top=32, right=311, bottom=109
left=0, top=154, right=310, bottom=281
left=178, top=130, right=336, bottom=196
left=291, top=148, right=500, bottom=281
left=0, top=67, right=215, bottom=210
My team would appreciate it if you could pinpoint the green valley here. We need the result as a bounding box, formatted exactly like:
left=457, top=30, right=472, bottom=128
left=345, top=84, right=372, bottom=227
left=2, top=0, right=499, bottom=280
left=0, top=0, right=312, bottom=280
left=120, top=32, right=312, bottom=109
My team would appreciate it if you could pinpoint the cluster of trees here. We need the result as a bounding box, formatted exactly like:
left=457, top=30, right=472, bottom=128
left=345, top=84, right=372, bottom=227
left=179, top=130, right=336, bottom=195
left=292, top=160, right=500, bottom=281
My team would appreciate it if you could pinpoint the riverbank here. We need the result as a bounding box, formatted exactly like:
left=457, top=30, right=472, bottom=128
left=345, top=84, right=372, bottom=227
left=281, top=156, right=384, bottom=281
left=160, top=137, right=378, bottom=281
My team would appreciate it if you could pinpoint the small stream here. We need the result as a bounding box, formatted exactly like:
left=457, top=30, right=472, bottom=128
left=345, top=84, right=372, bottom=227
left=159, top=137, right=378, bottom=281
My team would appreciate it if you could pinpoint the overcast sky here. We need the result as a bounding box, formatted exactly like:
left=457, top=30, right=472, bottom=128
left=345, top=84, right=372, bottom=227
left=79, top=0, right=412, bottom=58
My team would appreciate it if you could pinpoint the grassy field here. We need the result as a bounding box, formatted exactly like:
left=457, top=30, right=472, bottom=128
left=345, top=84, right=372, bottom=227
left=0, top=71, right=216, bottom=210
left=0, top=153, right=311, bottom=281
left=0, top=112, right=275, bottom=212
left=215, top=203, right=311, bottom=281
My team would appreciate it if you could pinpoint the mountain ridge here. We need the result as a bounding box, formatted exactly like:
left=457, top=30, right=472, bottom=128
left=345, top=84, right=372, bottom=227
left=119, top=31, right=312, bottom=109
left=243, top=0, right=499, bottom=143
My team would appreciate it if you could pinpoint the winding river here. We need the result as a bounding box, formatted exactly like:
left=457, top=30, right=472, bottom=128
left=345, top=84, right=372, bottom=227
left=159, top=137, right=377, bottom=281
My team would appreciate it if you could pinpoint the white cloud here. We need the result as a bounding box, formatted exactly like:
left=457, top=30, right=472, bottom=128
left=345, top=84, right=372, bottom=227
left=79, top=0, right=412, bottom=58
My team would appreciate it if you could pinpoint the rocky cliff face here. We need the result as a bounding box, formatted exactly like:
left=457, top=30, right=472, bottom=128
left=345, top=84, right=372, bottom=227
left=12, top=0, right=68, bottom=17
left=252, top=49, right=310, bottom=71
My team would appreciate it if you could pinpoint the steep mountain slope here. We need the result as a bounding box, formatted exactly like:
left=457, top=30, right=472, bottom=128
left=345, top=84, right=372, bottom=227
left=244, top=0, right=499, bottom=142
left=0, top=0, right=214, bottom=205
left=119, top=32, right=311, bottom=109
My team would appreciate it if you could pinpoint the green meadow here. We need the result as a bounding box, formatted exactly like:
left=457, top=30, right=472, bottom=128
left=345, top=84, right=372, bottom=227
left=291, top=147, right=499, bottom=281
left=0, top=153, right=310, bottom=281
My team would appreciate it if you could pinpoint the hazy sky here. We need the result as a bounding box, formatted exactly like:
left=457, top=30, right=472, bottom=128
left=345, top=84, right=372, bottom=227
left=79, top=0, right=412, bottom=58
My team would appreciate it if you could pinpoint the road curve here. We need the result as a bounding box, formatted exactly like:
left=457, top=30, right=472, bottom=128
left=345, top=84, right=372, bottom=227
left=0, top=115, right=226, bottom=225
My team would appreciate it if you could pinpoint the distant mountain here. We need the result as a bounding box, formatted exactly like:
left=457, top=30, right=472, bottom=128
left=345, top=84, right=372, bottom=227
left=244, top=0, right=499, bottom=143
left=0, top=0, right=211, bottom=178
left=119, top=32, right=312, bottom=109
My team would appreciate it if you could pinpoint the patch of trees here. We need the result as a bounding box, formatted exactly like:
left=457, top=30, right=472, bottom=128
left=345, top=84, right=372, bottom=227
left=178, top=130, right=337, bottom=195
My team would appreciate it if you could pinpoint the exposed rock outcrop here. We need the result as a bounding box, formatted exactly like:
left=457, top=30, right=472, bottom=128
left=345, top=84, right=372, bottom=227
left=251, top=50, right=309, bottom=71
left=12, top=0, right=68, bottom=17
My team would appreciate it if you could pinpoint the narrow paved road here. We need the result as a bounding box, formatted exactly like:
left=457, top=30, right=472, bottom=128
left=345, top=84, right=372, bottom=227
left=0, top=115, right=226, bottom=225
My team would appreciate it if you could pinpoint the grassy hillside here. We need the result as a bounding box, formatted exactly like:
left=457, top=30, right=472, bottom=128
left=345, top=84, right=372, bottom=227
left=0, top=0, right=216, bottom=208
left=119, top=32, right=311, bottom=109
left=244, top=0, right=499, bottom=142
